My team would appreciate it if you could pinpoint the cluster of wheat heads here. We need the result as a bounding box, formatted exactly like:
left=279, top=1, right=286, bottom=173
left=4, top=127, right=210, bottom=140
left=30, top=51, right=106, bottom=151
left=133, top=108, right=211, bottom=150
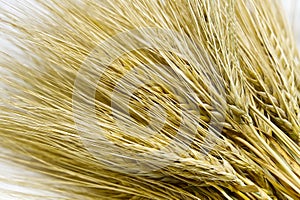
left=0, top=0, right=300, bottom=199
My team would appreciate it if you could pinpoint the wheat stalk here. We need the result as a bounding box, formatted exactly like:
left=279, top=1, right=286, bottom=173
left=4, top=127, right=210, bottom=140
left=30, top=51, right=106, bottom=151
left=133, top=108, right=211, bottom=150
left=0, top=0, right=299, bottom=199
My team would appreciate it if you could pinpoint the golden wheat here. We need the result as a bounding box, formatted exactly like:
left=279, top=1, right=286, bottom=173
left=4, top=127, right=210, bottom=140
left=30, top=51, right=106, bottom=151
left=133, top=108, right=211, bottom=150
left=0, top=0, right=300, bottom=199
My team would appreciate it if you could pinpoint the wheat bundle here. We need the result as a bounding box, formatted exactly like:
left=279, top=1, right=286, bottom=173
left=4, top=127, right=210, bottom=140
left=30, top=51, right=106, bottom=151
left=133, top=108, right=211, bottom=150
left=0, top=0, right=300, bottom=199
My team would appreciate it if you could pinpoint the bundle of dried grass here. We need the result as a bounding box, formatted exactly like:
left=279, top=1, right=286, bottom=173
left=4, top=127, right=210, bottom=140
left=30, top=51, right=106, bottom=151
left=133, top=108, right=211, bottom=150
left=0, top=0, right=299, bottom=199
